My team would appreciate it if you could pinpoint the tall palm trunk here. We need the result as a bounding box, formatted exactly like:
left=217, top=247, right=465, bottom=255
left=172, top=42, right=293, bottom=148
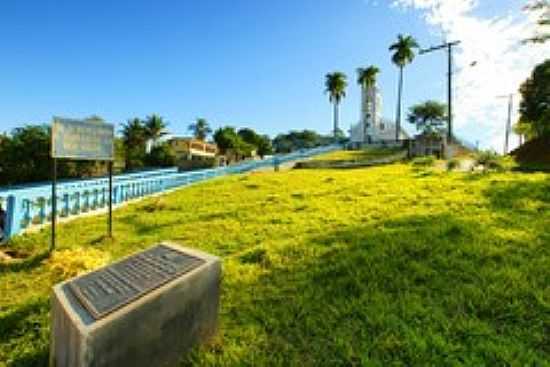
left=395, top=66, right=404, bottom=142
left=333, top=101, right=339, bottom=137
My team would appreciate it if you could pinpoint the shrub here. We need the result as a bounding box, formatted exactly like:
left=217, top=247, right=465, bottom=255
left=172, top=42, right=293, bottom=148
left=511, top=136, right=550, bottom=165
left=446, top=158, right=460, bottom=171
left=47, top=247, right=110, bottom=279
left=145, top=144, right=177, bottom=167
left=412, top=156, right=436, bottom=167
left=475, top=150, right=503, bottom=171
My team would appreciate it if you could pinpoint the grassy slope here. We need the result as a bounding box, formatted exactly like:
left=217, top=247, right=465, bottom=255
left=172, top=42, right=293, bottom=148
left=310, top=147, right=403, bottom=163
left=1, top=161, right=549, bottom=366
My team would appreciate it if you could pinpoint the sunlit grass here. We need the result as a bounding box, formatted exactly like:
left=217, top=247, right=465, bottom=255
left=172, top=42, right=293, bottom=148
left=1, top=160, right=549, bottom=366
left=310, top=146, right=403, bottom=163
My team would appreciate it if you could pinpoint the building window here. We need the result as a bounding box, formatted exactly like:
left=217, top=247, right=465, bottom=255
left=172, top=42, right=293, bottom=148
left=380, top=123, right=385, bottom=131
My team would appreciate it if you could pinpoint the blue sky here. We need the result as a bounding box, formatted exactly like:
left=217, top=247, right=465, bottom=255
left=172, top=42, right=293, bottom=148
left=0, top=0, right=539, bottom=148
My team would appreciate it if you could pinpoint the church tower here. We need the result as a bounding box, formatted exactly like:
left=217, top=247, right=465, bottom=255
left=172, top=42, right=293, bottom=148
left=360, top=84, right=382, bottom=143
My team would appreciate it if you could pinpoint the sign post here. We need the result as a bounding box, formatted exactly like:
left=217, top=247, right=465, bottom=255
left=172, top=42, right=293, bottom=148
left=51, top=117, right=115, bottom=251
left=108, top=161, right=113, bottom=238
left=51, top=158, right=57, bottom=252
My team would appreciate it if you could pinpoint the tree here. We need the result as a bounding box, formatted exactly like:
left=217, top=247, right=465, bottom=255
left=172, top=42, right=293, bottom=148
left=213, top=126, right=254, bottom=160
left=188, top=118, right=212, bottom=141
left=0, top=125, right=78, bottom=185
left=525, top=1, right=550, bottom=44
left=272, top=134, right=294, bottom=154
left=325, top=72, right=347, bottom=137
left=389, top=34, right=419, bottom=141
left=513, top=121, right=536, bottom=146
left=122, top=118, right=146, bottom=146
left=357, top=66, right=380, bottom=89
left=237, top=128, right=259, bottom=146
left=256, top=135, right=273, bottom=158
left=213, top=126, right=238, bottom=154
left=114, top=137, right=126, bottom=171
left=121, top=118, right=147, bottom=169
left=407, top=101, right=447, bottom=134
left=144, top=114, right=168, bottom=145
left=519, top=59, right=550, bottom=137
left=0, top=125, right=51, bottom=185
left=272, top=130, right=329, bottom=153
left=145, top=143, right=176, bottom=167
left=237, top=128, right=273, bottom=158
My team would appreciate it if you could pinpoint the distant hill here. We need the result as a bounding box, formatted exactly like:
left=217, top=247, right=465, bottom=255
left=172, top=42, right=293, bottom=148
left=511, top=137, right=550, bottom=165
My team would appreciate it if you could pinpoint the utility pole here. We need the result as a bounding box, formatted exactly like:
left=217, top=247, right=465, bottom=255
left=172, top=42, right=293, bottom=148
left=497, top=94, right=514, bottom=155
left=420, top=40, right=461, bottom=142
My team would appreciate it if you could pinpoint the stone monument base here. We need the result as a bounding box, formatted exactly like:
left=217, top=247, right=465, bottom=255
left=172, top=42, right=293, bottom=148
left=50, top=243, right=221, bottom=367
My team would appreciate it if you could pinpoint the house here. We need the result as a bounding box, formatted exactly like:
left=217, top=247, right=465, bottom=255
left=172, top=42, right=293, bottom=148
left=167, top=137, right=219, bottom=170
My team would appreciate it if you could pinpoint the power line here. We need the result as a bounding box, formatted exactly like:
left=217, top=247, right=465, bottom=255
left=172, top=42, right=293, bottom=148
left=420, top=41, right=461, bottom=142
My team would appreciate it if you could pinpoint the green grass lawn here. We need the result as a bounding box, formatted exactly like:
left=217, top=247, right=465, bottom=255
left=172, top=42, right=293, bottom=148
left=310, top=147, right=404, bottom=163
left=1, top=158, right=549, bottom=366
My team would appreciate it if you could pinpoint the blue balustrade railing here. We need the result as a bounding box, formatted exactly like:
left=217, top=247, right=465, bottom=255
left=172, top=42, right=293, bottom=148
left=0, top=145, right=340, bottom=240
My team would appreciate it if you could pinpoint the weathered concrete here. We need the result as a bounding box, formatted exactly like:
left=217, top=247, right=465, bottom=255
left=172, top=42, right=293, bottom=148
left=50, top=243, right=221, bottom=367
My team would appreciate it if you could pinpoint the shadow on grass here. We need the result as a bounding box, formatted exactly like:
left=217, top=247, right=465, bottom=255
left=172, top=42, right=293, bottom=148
left=483, top=177, right=550, bottom=210
left=118, top=214, right=184, bottom=236
left=7, top=349, right=49, bottom=367
left=0, top=251, right=50, bottom=275
left=0, top=298, right=50, bottom=367
left=459, top=172, right=489, bottom=181
left=0, top=298, right=49, bottom=343
left=512, top=163, right=550, bottom=173
left=186, top=213, right=548, bottom=365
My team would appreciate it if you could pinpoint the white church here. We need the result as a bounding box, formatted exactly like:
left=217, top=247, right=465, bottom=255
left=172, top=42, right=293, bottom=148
left=349, top=83, right=408, bottom=148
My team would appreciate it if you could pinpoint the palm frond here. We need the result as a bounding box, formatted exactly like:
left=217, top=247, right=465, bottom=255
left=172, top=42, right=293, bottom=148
left=325, top=72, right=348, bottom=104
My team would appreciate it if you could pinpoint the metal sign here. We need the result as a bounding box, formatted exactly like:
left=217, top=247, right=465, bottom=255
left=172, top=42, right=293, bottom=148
left=69, top=245, right=205, bottom=320
left=50, top=117, right=116, bottom=252
left=51, top=117, right=114, bottom=161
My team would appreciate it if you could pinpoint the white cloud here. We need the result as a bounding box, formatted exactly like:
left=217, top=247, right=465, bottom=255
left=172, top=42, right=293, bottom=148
left=390, top=0, right=550, bottom=151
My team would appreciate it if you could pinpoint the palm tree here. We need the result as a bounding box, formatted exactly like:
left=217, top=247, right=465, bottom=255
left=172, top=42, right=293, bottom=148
left=121, top=118, right=146, bottom=147
left=357, top=66, right=380, bottom=141
left=389, top=34, right=419, bottom=141
left=325, top=72, right=348, bottom=137
left=144, top=114, right=168, bottom=153
left=121, top=118, right=147, bottom=169
left=144, top=114, right=168, bottom=143
left=188, top=118, right=212, bottom=141
left=357, top=66, right=380, bottom=89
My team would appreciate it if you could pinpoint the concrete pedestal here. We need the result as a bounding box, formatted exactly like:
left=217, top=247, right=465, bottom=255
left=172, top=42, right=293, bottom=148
left=50, top=243, right=221, bottom=367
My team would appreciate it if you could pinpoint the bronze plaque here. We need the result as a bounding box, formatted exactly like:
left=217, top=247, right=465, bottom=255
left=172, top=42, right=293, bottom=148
left=69, top=245, right=205, bottom=320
